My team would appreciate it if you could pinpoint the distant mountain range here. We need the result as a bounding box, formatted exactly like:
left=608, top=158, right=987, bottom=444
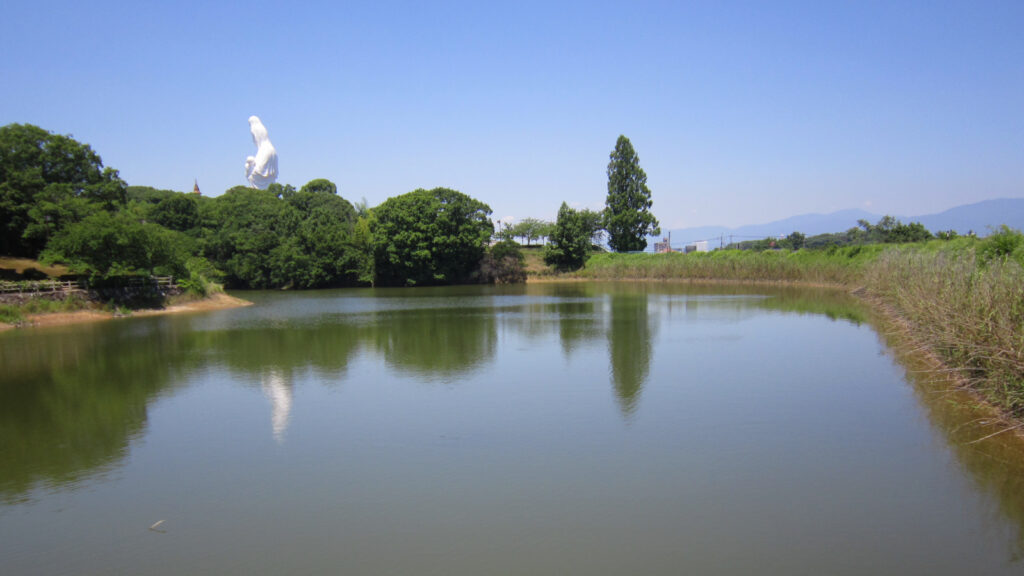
left=659, top=198, right=1024, bottom=247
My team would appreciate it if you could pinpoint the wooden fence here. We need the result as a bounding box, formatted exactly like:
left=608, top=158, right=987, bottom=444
left=0, top=276, right=177, bottom=295
left=0, top=279, right=83, bottom=295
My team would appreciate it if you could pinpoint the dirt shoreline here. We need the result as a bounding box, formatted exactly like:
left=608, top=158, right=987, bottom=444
left=0, top=292, right=252, bottom=330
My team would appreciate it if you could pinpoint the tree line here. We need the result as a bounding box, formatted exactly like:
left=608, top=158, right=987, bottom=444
left=1, top=124, right=663, bottom=288
left=726, top=216, right=957, bottom=252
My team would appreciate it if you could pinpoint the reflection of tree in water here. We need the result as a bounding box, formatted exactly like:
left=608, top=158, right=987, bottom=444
left=0, top=323, right=191, bottom=503
left=607, top=294, right=656, bottom=416
left=197, top=320, right=364, bottom=381
left=556, top=299, right=602, bottom=356
left=369, top=307, right=497, bottom=380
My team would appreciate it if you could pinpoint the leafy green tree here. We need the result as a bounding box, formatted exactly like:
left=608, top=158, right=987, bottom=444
left=285, top=179, right=360, bottom=287
left=198, top=180, right=365, bottom=289
left=370, top=187, right=493, bottom=286
left=298, top=178, right=337, bottom=196
left=149, top=194, right=199, bottom=232
left=859, top=216, right=932, bottom=243
left=41, top=211, right=189, bottom=279
left=888, top=221, right=932, bottom=243
left=578, top=209, right=605, bottom=245
left=479, top=240, right=526, bottom=284
left=784, top=231, right=806, bottom=250
left=603, top=135, right=659, bottom=252
left=199, top=187, right=302, bottom=288
left=0, top=123, right=126, bottom=256
left=511, top=217, right=552, bottom=246
left=349, top=214, right=376, bottom=285
left=126, top=185, right=179, bottom=205
left=544, top=202, right=602, bottom=270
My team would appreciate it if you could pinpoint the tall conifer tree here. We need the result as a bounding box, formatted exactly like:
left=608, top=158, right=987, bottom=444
left=604, top=135, right=660, bottom=252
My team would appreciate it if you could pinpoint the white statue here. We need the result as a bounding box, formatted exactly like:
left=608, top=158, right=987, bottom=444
left=245, top=115, right=278, bottom=189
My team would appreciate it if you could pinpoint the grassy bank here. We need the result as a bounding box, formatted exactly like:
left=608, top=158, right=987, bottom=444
left=581, top=244, right=887, bottom=285
left=571, top=236, right=1024, bottom=419
left=0, top=294, right=94, bottom=325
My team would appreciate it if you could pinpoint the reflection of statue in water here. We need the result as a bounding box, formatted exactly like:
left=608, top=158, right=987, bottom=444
left=245, top=115, right=278, bottom=189
left=261, top=369, right=292, bottom=444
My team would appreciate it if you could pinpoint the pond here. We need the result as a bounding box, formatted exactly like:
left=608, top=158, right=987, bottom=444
left=2, top=282, right=1024, bottom=575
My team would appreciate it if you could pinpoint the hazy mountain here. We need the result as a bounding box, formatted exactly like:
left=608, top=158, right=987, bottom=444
left=913, top=198, right=1024, bottom=235
left=659, top=198, right=1024, bottom=247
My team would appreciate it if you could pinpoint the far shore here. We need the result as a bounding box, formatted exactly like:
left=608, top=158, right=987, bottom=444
left=0, top=292, right=252, bottom=331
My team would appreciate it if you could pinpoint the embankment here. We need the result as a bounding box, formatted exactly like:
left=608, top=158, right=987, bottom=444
left=0, top=292, right=251, bottom=330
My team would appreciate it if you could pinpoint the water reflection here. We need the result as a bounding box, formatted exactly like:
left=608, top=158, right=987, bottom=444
left=2, top=280, right=1024, bottom=572
left=368, top=306, right=497, bottom=380
left=0, top=322, right=189, bottom=502
left=877, top=323, right=1024, bottom=558
left=607, top=293, right=657, bottom=416
left=261, top=369, right=293, bottom=444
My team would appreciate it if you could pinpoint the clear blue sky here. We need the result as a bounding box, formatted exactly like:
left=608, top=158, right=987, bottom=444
left=2, top=0, right=1022, bottom=229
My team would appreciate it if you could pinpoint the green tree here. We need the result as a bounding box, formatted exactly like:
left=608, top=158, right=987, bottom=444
left=198, top=180, right=365, bottom=289
left=348, top=214, right=376, bottom=285
left=298, top=178, right=337, bottom=196
left=0, top=123, right=126, bottom=256
left=285, top=179, right=360, bottom=287
left=603, top=135, right=659, bottom=252
left=370, top=187, right=493, bottom=286
left=149, top=194, right=199, bottom=232
left=544, top=202, right=602, bottom=271
left=859, top=216, right=932, bottom=244
left=41, top=211, right=188, bottom=279
left=784, top=231, right=806, bottom=250
left=511, top=217, right=551, bottom=246
left=479, top=240, right=526, bottom=284
left=126, top=185, right=179, bottom=205
left=888, top=221, right=932, bottom=243
left=199, top=187, right=302, bottom=288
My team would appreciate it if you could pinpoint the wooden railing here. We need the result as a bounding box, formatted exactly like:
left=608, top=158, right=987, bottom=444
left=0, top=279, right=82, bottom=294
left=0, top=276, right=177, bottom=295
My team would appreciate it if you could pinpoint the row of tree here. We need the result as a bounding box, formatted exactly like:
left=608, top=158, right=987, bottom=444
left=0, top=123, right=507, bottom=287
left=727, top=216, right=949, bottom=251
left=542, top=135, right=660, bottom=270
left=2, top=124, right=665, bottom=286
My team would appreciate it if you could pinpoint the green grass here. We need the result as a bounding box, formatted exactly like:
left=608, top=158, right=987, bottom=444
left=0, top=295, right=93, bottom=325
left=579, top=244, right=885, bottom=285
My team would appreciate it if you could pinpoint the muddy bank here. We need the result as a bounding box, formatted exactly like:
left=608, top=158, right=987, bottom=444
left=0, top=293, right=251, bottom=331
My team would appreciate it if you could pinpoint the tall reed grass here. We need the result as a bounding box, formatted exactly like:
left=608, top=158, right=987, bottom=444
left=863, top=247, right=1024, bottom=415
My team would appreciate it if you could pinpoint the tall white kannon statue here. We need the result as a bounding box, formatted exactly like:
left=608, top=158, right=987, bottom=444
left=245, top=115, right=278, bottom=189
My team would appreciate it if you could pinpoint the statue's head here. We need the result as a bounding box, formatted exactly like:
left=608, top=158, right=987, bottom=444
left=248, top=116, right=269, bottom=145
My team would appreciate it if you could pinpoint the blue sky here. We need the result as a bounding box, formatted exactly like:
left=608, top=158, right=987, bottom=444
left=2, top=1, right=1022, bottom=229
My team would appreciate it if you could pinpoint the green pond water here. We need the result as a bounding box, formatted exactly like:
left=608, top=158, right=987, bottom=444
left=2, top=282, right=1024, bottom=575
